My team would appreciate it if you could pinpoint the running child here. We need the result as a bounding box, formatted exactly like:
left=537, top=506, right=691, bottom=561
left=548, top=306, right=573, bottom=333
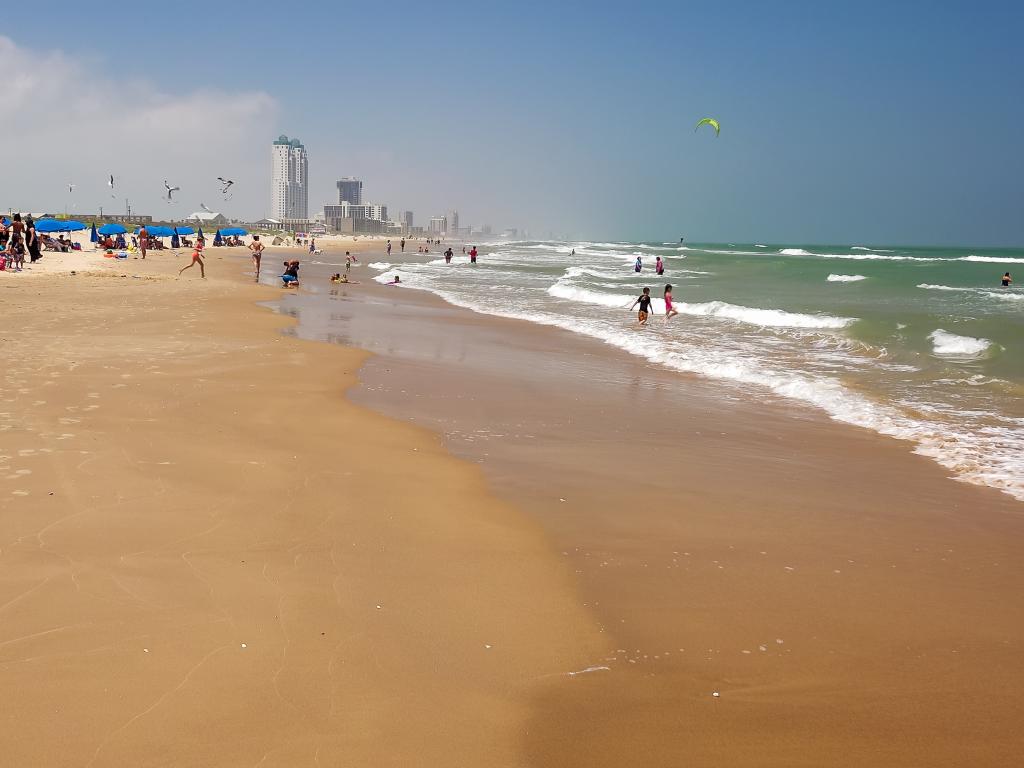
left=178, top=242, right=206, bottom=278
left=630, top=287, right=653, bottom=326
left=663, top=284, right=678, bottom=321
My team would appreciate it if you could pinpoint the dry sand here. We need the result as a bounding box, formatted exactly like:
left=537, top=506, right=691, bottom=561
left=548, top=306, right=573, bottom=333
left=0, top=251, right=605, bottom=766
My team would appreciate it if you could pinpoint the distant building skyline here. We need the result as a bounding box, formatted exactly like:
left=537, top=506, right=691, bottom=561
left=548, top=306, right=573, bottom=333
left=271, top=135, right=308, bottom=220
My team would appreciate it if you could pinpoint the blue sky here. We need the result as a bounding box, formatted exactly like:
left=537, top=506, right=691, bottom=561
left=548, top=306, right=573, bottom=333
left=4, top=1, right=1022, bottom=244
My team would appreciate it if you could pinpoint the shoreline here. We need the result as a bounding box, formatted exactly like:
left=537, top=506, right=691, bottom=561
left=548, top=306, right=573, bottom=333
left=276, top=244, right=1024, bottom=765
left=4, top=241, right=1023, bottom=764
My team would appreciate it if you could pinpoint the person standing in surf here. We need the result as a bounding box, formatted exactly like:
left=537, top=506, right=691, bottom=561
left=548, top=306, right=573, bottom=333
left=469, top=246, right=478, bottom=264
left=655, top=256, right=665, bottom=275
left=630, top=287, right=653, bottom=326
left=1002, top=272, right=1012, bottom=287
left=634, top=256, right=642, bottom=273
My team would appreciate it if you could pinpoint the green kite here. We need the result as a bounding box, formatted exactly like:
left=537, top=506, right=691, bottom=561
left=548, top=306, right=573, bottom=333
left=694, top=118, right=720, bottom=137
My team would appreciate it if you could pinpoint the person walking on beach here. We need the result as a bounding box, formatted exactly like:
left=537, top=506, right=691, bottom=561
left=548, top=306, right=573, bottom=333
left=249, top=235, right=264, bottom=281
left=400, top=237, right=405, bottom=253
left=469, top=246, right=478, bottom=265
left=387, top=239, right=393, bottom=257
left=1002, top=272, right=1012, bottom=287
left=634, top=256, right=642, bottom=273
left=663, top=284, right=679, bottom=322
left=25, top=216, right=41, bottom=264
left=138, top=225, right=148, bottom=259
left=178, top=242, right=206, bottom=278
left=630, top=287, right=653, bottom=326
left=655, top=256, right=665, bottom=275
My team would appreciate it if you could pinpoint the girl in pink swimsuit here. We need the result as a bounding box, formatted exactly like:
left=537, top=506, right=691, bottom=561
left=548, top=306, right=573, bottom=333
left=664, top=284, right=679, bottom=322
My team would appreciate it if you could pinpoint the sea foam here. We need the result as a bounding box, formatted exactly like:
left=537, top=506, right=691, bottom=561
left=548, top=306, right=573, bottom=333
left=827, top=274, right=867, bottom=282
left=959, top=255, right=1024, bottom=264
left=928, top=329, right=994, bottom=358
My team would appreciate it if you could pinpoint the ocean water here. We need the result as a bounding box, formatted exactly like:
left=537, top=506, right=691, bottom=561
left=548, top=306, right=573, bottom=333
left=365, top=241, right=1024, bottom=502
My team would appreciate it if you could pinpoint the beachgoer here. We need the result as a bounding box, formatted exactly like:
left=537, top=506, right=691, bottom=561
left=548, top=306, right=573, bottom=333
left=178, top=242, right=206, bottom=278
left=655, top=256, right=664, bottom=275
left=400, top=237, right=405, bottom=252
left=1002, top=272, right=1012, bottom=287
left=138, top=225, right=148, bottom=259
left=630, top=287, right=652, bottom=326
left=25, top=216, right=41, bottom=263
left=387, top=239, right=392, bottom=257
left=444, top=247, right=453, bottom=264
left=386, top=275, right=401, bottom=285
left=634, top=256, right=642, bottom=273
left=346, top=250, right=357, bottom=263
left=570, top=249, right=575, bottom=256
left=462, top=246, right=466, bottom=255
left=281, top=260, right=300, bottom=287
left=469, top=246, right=478, bottom=264
left=249, top=235, right=264, bottom=281
left=664, top=284, right=678, bottom=321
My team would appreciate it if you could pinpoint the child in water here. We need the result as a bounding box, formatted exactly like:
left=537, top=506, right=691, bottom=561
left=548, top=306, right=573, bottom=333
left=630, top=287, right=652, bottom=326
left=663, top=284, right=678, bottom=321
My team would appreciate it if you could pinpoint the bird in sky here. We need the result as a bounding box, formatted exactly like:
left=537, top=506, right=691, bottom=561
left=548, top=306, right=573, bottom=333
left=164, top=180, right=181, bottom=203
left=217, top=177, right=234, bottom=195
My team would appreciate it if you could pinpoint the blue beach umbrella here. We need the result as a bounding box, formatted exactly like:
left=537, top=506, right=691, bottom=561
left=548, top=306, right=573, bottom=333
left=174, top=225, right=195, bottom=236
left=197, top=226, right=204, bottom=240
left=90, top=223, right=98, bottom=242
left=213, top=230, right=223, bottom=246
left=35, top=218, right=68, bottom=233
left=98, top=223, right=127, bottom=236
left=219, top=227, right=248, bottom=237
left=62, top=220, right=87, bottom=231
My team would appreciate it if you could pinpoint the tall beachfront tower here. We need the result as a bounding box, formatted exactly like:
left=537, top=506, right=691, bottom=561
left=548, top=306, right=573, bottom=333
left=270, top=135, right=309, bottom=220
left=336, top=178, right=363, bottom=205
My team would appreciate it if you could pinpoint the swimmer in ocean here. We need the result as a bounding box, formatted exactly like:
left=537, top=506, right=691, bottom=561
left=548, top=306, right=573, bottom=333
left=630, top=287, right=652, bottom=326
left=1002, top=272, right=1012, bottom=287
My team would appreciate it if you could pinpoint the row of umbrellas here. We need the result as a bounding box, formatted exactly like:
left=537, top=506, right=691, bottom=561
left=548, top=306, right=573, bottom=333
left=2, top=217, right=247, bottom=239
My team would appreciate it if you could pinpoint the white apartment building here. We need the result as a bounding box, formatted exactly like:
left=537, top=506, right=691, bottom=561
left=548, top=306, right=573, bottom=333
left=428, top=216, right=447, bottom=235
left=270, top=135, right=309, bottom=220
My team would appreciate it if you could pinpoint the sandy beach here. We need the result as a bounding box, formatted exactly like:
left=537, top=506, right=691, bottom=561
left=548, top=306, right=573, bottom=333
left=2, top=240, right=1023, bottom=766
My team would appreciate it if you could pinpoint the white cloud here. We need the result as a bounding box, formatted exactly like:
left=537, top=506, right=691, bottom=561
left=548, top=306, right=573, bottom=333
left=0, top=37, right=277, bottom=219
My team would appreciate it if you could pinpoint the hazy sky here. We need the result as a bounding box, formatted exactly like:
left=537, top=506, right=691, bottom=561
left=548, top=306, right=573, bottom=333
left=3, top=1, right=1022, bottom=245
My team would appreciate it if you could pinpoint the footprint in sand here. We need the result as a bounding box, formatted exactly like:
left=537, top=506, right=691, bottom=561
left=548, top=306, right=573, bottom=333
left=84, top=405, right=100, bottom=411
left=87, top=393, right=101, bottom=399
left=18, top=449, right=36, bottom=456
left=11, top=490, right=29, bottom=496
left=59, top=418, right=80, bottom=425
left=55, top=434, right=76, bottom=440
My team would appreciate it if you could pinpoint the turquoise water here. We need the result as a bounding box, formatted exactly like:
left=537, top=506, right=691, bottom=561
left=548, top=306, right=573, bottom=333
left=362, top=241, right=1023, bottom=501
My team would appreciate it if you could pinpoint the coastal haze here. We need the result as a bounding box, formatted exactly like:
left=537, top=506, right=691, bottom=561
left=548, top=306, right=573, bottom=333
left=2, top=1, right=1024, bottom=766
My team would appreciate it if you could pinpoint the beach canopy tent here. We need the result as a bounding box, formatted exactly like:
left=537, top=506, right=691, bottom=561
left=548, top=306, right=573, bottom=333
left=98, top=223, right=127, bottom=236
left=219, top=227, right=248, bottom=237
left=135, top=225, right=175, bottom=238
left=36, top=218, right=86, bottom=233
left=174, top=225, right=195, bottom=236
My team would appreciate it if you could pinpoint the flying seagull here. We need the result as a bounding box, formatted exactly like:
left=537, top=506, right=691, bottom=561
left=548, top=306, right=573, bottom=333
left=200, top=202, right=213, bottom=213
left=108, top=174, right=116, bottom=198
left=217, top=177, right=234, bottom=195
left=164, top=180, right=180, bottom=202
left=68, top=183, right=75, bottom=193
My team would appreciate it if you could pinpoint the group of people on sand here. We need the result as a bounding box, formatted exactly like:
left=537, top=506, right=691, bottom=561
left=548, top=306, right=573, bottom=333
left=0, top=213, right=42, bottom=270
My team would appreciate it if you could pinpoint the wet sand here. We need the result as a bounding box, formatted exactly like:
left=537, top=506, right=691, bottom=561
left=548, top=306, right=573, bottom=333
left=282, top=249, right=1024, bottom=766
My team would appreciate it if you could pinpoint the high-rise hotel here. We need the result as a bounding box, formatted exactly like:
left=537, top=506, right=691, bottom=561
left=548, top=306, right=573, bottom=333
left=270, top=135, right=309, bottom=220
